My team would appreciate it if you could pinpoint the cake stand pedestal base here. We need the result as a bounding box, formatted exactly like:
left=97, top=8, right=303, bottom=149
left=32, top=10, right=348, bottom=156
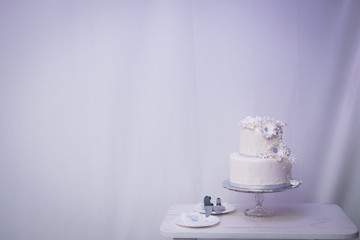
left=222, top=179, right=301, bottom=218
left=244, top=193, right=274, bottom=218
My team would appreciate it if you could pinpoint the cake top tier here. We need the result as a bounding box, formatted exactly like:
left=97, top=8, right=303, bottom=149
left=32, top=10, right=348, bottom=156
left=238, top=116, right=296, bottom=163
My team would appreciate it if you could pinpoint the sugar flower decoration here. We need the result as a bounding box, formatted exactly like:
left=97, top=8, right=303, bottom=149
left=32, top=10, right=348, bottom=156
left=240, top=116, right=286, bottom=138
left=259, top=121, right=283, bottom=139
left=241, top=116, right=296, bottom=163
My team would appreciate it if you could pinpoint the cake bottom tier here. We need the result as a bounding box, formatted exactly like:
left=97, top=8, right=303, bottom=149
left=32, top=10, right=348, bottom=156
left=229, top=152, right=292, bottom=186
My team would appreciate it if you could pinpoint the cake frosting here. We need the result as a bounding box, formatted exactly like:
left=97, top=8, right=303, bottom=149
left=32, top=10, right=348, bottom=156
left=229, top=116, right=297, bottom=187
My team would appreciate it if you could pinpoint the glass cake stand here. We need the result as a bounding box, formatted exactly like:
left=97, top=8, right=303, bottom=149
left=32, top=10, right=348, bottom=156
left=222, top=179, right=301, bottom=218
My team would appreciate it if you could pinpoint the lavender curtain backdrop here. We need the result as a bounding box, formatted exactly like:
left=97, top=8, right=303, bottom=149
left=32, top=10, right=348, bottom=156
left=1, top=0, right=359, bottom=239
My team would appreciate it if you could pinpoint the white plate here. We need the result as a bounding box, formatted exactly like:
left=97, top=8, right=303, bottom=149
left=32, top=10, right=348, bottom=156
left=193, top=202, right=236, bottom=215
left=175, top=213, right=219, bottom=228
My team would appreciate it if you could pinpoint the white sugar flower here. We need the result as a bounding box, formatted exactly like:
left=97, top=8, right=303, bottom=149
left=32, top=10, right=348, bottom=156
left=278, top=142, right=290, bottom=156
left=260, top=122, right=282, bottom=139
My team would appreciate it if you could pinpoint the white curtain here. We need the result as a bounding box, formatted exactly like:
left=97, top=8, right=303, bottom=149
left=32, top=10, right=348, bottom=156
left=0, top=0, right=359, bottom=239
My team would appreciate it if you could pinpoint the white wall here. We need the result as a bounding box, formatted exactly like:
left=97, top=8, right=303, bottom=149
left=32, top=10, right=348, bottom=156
left=0, top=1, right=359, bottom=239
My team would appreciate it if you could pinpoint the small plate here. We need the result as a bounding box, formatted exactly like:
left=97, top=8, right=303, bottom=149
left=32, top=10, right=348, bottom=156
left=193, top=202, right=236, bottom=215
left=175, top=213, right=219, bottom=228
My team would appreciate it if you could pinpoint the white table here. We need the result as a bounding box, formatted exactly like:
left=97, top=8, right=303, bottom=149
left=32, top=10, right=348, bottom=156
left=160, top=203, right=359, bottom=240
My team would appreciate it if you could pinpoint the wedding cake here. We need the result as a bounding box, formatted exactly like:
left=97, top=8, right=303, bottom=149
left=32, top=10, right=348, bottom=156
left=229, top=116, right=297, bottom=187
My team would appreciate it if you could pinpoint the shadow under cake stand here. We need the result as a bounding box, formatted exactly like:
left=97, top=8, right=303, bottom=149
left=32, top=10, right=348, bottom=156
left=222, top=179, right=301, bottom=218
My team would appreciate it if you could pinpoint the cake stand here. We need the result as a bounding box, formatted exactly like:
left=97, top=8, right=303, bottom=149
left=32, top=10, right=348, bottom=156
left=222, top=179, right=301, bottom=218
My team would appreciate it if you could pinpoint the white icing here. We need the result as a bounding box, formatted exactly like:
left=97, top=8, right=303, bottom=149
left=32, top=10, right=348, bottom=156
left=229, top=152, right=292, bottom=186
left=238, top=116, right=295, bottom=163
left=230, top=116, right=296, bottom=186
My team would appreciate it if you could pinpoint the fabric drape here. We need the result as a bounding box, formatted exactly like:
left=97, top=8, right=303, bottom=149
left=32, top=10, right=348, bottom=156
left=0, top=1, right=359, bottom=239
